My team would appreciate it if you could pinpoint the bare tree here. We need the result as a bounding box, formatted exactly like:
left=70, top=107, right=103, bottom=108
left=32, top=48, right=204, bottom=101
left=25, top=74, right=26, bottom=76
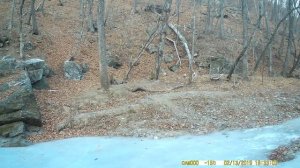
left=19, top=0, right=25, bottom=60
left=253, top=4, right=300, bottom=73
left=8, top=0, right=16, bottom=36
left=205, top=0, right=212, bottom=33
left=190, top=0, right=196, bottom=84
left=241, top=0, right=249, bottom=78
left=87, top=0, right=95, bottom=32
left=98, top=0, right=110, bottom=90
left=155, top=0, right=172, bottom=80
left=218, top=0, right=225, bottom=38
left=283, top=0, right=294, bottom=77
left=31, top=0, right=39, bottom=35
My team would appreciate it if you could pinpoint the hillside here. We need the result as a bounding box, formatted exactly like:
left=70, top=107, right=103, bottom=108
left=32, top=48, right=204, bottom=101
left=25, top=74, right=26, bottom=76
left=0, top=0, right=299, bottom=143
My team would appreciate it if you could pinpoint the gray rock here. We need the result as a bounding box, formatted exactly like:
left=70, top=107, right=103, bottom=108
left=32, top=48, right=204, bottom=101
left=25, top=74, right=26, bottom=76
left=23, top=41, right=35, bottom=51
left=0, top=108, right=41, bottom=127
left=0, top=122, right=25, bottom=138
left=27, top=69, right=44, bottom=83
left=107, top=54, right=122, bottom=69
left=168, top=64, right=180, bottom=72
left=81, top=63, right=89, bottom=73
left=0, top=71, right=32, bottom=114
left=0, top=56, right=18, bottom=76
left=164, top=54, right=174, bottom=63
left=24, top=58, right=45, bottom=70
left=64, top=61, right=83, bottom=80
left=32, top=77, right=50, bottom=90
left=0, top=35, right=9, bottom=48
left=0, top=136, right=31, bottom=147
left=146, top=44, right=157, bottom=54
left=43, top=64, right=55, bottom=77
left=210, top=56, right=233, bottom=74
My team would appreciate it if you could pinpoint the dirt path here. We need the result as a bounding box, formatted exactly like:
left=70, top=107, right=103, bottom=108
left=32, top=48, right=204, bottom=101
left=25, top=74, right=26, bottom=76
left=28, top=79, right=300, bottom=142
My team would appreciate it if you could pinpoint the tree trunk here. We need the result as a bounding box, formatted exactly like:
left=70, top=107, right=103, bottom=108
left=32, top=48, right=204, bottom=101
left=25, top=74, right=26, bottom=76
left=190, top=0, right=196, bottom=84
left=263, top=0, right=272, bottom=76
left=131, top=0, right=137, bottom=14
left=218, top=0, right=225, bottom=38
left=98, top=0, right=110, bottom=90
left=241, top=0, right=248, bottom=79
left=283, top=0, right=294, bottom=77
left=205, top=0, right=212, bottom=34
left=31, top=0, right=39, bottom=35
left=8, top=0, right=16, bottom=35
left=19, top=0, right=25, bottom=60
left=87, top=0, right=95, bottom=32
left=155, top=0, right=172, bottom=80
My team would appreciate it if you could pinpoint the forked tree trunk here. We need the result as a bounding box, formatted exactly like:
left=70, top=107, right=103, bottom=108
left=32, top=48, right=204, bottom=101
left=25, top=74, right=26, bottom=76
left=98, top=0, right=110, bottom=90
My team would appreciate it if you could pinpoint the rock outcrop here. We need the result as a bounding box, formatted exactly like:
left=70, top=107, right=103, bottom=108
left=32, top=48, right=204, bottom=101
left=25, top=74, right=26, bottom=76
left=0, top=56, right=43, bottom=147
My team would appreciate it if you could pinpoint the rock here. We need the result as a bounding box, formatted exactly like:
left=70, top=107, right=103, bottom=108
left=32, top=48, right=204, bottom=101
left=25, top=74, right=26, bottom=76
left=24, top=58, right=45, bottom=70
left=0, top=71, right=32, bottom=114
left=0, top=35, right=9, bottom=47
left=64, top=61, right=83, bottom=80
left=0, top=136, right=31, bottom=147
left=0, top=108, right=41, bottom=127
left=144, top=4, right=163, bottom=14
left=0, top=56, right=18, bottom=76
left=27, top=69, right=44, bottom=83
left=81, top=63, right=89, bottom=73
left=146, top=44, right=157, bottom=54
left=164, top=54, right=174, bottom=63
left=32, top=77, right=50, bottom=90
left=168, top=64, right=180, bottom=72
left=23, top=41, right=35, bottom=51
left=43, top=64, right=55, bottom=77
left=208, top=56, right=233, bottom=74
left=0, top=122, right=25, bottom=138
left=107, top=54, right=122, bottom=69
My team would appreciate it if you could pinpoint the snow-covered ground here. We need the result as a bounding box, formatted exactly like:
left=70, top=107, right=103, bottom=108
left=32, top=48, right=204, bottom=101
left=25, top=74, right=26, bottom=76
left=1, top=118, right=300, bottom=168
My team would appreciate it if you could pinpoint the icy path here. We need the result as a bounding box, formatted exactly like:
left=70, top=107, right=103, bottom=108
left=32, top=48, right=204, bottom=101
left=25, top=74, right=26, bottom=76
left=1, top=118, right=300, bottom=168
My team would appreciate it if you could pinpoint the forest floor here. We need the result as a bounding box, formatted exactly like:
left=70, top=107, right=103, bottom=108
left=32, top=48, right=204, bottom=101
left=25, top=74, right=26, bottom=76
left=0, top=0, right=299, bottom=143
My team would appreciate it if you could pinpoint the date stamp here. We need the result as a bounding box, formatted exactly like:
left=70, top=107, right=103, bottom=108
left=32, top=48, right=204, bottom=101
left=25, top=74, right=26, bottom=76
left=181, top=160, right=278, bottom=166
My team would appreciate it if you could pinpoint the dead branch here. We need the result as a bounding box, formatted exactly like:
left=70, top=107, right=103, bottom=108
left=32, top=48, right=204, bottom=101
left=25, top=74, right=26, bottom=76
left=168, top=23, right=194, bottom=81
left=166, top=37, right=181, bottom=65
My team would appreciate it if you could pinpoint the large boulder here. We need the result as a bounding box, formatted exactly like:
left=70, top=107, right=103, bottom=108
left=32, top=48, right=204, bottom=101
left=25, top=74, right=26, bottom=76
left=0, top=71, right=32, bottom=114
left=27, top=69, right=44, bottom=83
left=24, top=58, right=45, bottom=70
left=24, top=58, right=46, bottom=83
left=0, top=56, right=18, bottom=76
left=64, top=61, right=83, bottom=80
